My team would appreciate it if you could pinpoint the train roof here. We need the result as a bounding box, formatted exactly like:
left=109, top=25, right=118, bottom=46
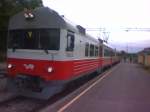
left=9, top=7, right=76, bottom=31
left=103, top=44, right=116, bottom=51
left=9, top=7, right=101, bottom=44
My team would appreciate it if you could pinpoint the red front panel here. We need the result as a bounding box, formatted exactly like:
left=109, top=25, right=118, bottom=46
left=7, top=58, right=102, bottom=81
left=73, top=59, right=101, bottom=75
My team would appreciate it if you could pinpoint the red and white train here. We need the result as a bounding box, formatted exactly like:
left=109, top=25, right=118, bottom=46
left=7, top=7, right=120, bottom=99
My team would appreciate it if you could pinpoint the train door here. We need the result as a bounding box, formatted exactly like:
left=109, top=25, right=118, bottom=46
left=66, top=30, right=75, bottom=57
left=98, top=45, right=103, bottom=70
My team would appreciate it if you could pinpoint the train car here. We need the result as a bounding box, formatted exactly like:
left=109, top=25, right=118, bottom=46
left=101, top=45, right=113, bottom=68
left=7, top=7, right=119, bottom=99
left=7, top=7, right=104, bottom=99
left=102, top=45, right=120, bottom=67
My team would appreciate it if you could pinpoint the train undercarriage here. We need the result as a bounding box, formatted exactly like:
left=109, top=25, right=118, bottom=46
left=7, top=75, right=65, bottom=99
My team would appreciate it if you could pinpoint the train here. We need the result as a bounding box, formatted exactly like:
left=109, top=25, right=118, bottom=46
left=6, top=7, right=120, bottom=99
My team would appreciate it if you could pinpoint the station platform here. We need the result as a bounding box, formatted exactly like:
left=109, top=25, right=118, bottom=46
left=55, top=63, right=150, bottom=112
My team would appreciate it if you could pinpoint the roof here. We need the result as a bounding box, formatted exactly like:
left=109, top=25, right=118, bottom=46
left=138, top=47, right=150, bottom=55
left=9, top=7, right=78, bottom=33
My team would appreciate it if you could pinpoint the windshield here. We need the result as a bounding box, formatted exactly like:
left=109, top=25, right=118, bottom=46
left=8, top=29, right=60, bottom=50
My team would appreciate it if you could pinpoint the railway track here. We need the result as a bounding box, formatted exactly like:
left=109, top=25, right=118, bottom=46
left=0, top=95, right=44, bottom=112
left=0, top=69, right=44, bottom=112
left=0, top=96, right=21, bottom=107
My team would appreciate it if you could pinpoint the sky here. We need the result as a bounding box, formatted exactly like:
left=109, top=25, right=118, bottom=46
left=43, top=0, right=150, bottom=53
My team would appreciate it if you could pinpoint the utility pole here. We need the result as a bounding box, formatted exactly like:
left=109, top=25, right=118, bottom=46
left=126, top=43, right=128, bottom=53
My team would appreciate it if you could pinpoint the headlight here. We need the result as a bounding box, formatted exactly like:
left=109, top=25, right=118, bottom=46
left=28, top=13, right=34, bottom=18
left=8, top=64, right=13, bottom=69
left=24, top=13, right=29, bottom=18
left=47, top=67, right=53, bottom=73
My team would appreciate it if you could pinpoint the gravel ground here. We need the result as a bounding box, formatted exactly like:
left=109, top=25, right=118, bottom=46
left=0, top=91, right=16, bottom=103
left=0, top=97, right=44, bottom=112
left=0, top=78, right=7, bottom=91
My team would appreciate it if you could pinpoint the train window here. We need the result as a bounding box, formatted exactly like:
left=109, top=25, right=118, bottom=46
left=8, top=29, right=60, bottom=50
left=104, top=49, right=111, bottom=57
left=95, top=46, right=98, bottom=56
left=104, top=49, right=108, bottom=56
left=8, top=30, right=39, bottom=49
left=8, top=30, right=22, bottom=49
left=40, top=29, right=60, bottom=50
left=90, top=44, right=94, bottom=57
left=66, top=31, right=75, bottom=51
left=99, top=45, right=103, bottom=57
left=110, top=51, right=113, bottom=56
left=24, top=30, right=39, bottom=49
left=112, top=51, right=115, bottom=56
left=85, top=43, right=89, bottom=56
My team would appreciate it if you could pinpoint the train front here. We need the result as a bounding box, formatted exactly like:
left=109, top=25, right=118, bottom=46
left=7, top=7, right=66, bottom=99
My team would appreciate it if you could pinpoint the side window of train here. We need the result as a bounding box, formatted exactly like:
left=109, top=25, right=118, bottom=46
left=104, top=49, right=111, bottom=57
left=104, top=49, right=107, bottom=56
left=99, top=45, right=103, bottom=57
left=95, top=46, right=98, bottom=57
left=90, top=44, right=94, bottom=57
left=85, top=43, right=89, bottom=56
left=66, top=31, right=75, bottom=51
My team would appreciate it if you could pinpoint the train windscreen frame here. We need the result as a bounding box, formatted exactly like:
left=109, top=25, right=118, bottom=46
left=8, top=29, right=60, bottom=50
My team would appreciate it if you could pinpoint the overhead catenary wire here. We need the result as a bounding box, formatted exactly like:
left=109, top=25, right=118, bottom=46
left=86, top=27, right=110, bottom=43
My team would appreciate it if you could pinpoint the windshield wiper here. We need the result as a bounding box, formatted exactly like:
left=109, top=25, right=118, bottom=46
left=12, top=44, right=18, bottom=52
left=44, top=48, right=49, bottom=54
left=41, top=44, right=49, bottom=54
left=12, top=47, right=16, bottom=52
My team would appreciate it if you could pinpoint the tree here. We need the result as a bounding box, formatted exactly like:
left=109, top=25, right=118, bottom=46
left=0, top=0, right=43, bottom=61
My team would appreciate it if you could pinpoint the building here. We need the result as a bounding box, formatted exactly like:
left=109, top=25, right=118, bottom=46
left=138, top=48, right=150, bottom=66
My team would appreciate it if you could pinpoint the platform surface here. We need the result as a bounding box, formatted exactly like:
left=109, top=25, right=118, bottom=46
left=58, top=63, right=150, bottom=112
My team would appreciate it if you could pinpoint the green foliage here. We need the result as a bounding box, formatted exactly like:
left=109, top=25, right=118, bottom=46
left=0, top=0, right=43, bottom=28
left=0, top=0, right=43, bottom=62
